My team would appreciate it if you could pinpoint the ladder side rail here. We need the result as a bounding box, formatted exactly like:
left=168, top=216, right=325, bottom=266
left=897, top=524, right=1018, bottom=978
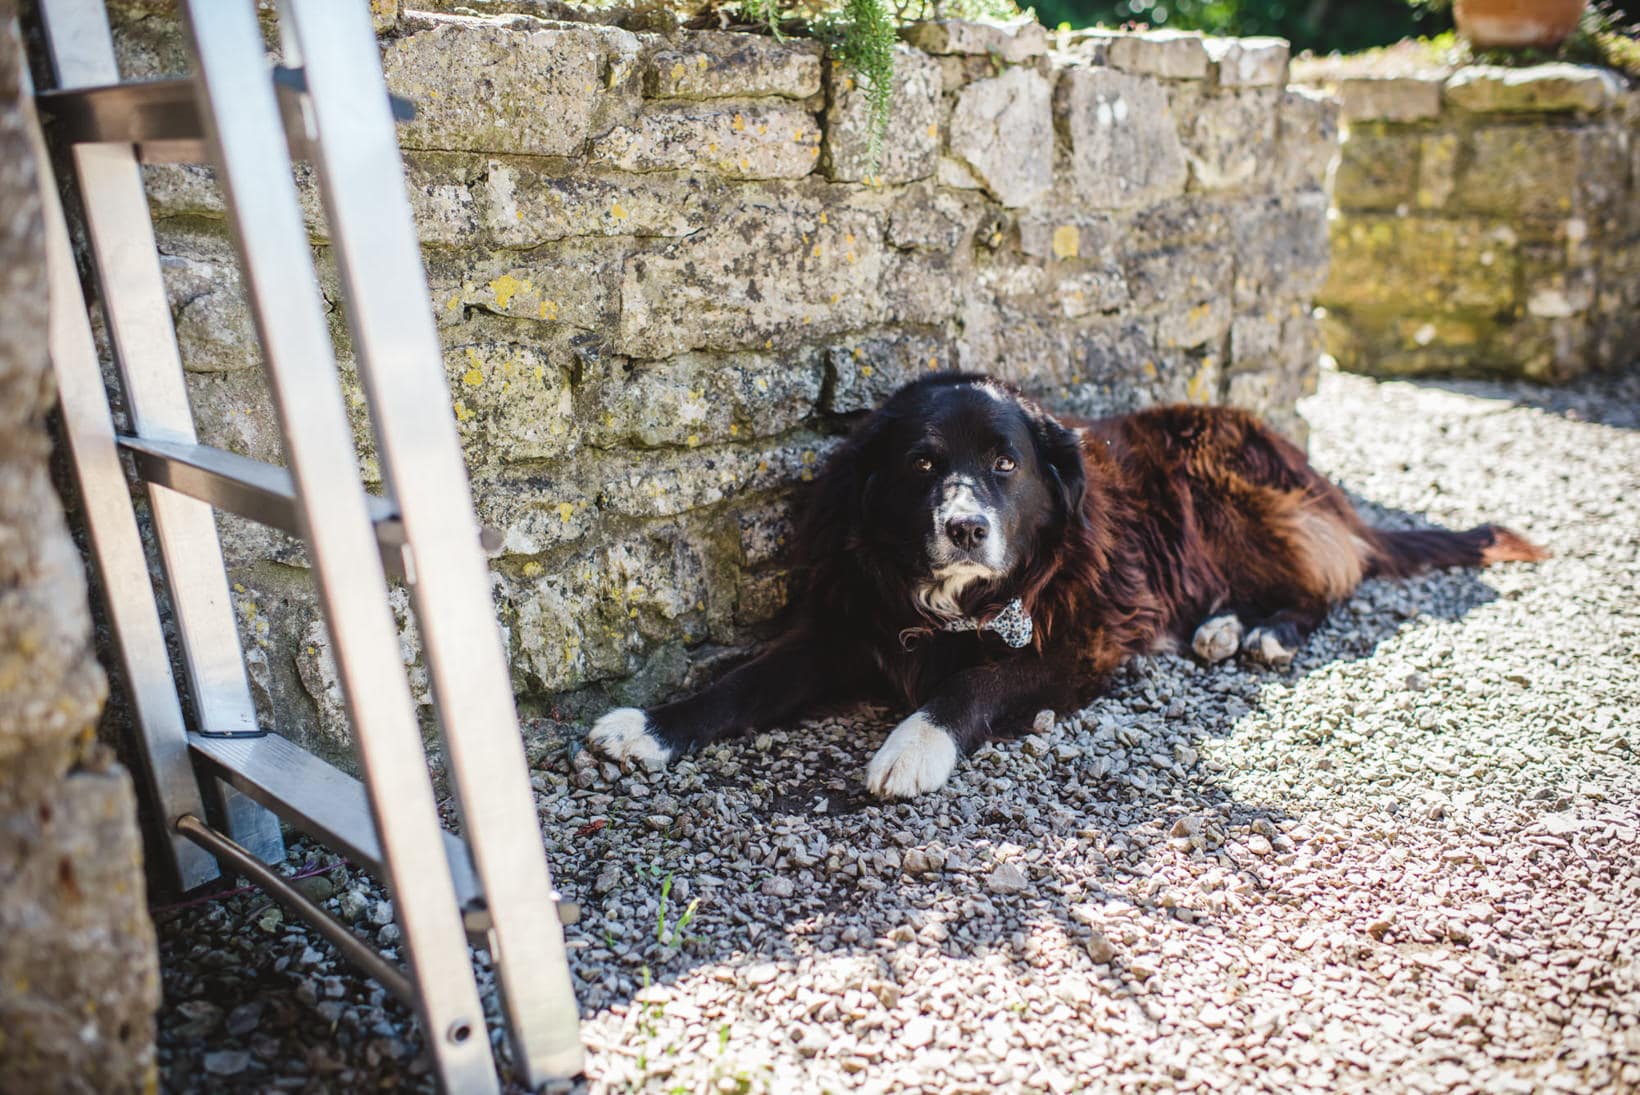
left=175, top=2, right=498, bottom=1090
left=36, top=0, right=285, bottom=863
left=38, top=0, right=268, bottom=743
left=281, top=0, right=584, bottom=1081
left=22, top=65, right=220, bottom=893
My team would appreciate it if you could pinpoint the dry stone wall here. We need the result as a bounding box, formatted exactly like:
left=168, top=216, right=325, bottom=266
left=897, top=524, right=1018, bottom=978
left=1296, top=59, right=1639, bottom=380
left=109, top=5, right=1335, bottom=755
left=0, top=5, right=159, bottom=1088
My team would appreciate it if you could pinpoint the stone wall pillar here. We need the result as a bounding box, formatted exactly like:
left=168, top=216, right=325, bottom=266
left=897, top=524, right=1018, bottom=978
left=1297, top=59, right=1640, bottom=380
left=0, top=6, right=160, bottom=1089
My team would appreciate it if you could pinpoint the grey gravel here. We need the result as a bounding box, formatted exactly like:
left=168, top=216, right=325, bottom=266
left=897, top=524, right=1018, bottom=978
left=156, top=365, right=1640, bottom=1093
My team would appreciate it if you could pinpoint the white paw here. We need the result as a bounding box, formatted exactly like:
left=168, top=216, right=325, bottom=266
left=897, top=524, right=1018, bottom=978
left=587, top=708, right=674, bottom=770
left=865, top=713, right=958, bottom=799
left=1241, top=626, right=1295, bottom=667
left=1192, top=613, right=1244, bottom=663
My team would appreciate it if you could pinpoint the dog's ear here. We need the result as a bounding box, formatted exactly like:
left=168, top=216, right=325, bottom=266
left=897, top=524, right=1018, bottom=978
left=1030, top=410, right=1087, bottom=527
left=793, top=407, right=895, bottom=567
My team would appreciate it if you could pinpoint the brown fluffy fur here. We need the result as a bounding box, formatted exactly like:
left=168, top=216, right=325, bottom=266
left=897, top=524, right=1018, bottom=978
left=1018, top=402, right=1547, bottom=693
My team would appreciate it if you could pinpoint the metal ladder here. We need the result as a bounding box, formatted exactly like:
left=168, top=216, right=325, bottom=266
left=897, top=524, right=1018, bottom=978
left=22, top=0, right=583, bottom=1088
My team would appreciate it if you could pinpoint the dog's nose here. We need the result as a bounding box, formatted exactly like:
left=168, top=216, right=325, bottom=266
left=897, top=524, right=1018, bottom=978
left=945, top=514, right=990, bottom=550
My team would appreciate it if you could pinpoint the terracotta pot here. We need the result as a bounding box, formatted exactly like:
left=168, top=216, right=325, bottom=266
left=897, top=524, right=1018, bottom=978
left=1453, top=0, right=1588, bottom=49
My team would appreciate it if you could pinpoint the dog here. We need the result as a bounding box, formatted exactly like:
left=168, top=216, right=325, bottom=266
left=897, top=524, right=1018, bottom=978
left=588, top=374, right=1546, bottom=798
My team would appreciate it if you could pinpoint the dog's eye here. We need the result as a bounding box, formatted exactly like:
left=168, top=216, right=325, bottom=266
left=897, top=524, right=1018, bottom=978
left=911, top=455, right=934, bottom=474
left=993, top=455, right=1017, bottom=474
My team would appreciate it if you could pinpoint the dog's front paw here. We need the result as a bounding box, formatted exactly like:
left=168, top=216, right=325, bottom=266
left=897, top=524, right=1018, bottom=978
left=587, top=708, right=675, bottom=770
left=866, top=713, right=957, bottom=799
left=1191, top=613, right=1244, bottom=663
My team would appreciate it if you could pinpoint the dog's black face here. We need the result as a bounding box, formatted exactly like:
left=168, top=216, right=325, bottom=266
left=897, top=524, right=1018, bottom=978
left=856, top=377, right=1086, bottom=618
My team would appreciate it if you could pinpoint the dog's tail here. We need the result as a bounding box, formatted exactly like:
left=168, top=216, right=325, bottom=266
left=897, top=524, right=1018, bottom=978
left=1365, top=524, right=1548, bottom=579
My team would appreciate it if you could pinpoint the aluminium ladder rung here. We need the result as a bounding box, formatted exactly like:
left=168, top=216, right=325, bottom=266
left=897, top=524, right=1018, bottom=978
left=188, top=731, right=479, bottom=902
left=35, top=67, right=414, bottom=164
left=119, top=435, right=502, bottom=581
left=187, top=732, right=581, bottom=941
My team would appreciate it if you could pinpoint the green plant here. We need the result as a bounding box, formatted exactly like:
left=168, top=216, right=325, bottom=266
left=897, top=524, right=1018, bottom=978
left=825, top=0, right=899, bottom=175
left=1576, top=1, right=1640, bottom=77
left=730, top=0, right=1022, bottom=176
left=738, top=0, right=788, bottom=36
left=654, top=872, right=701, bottom=948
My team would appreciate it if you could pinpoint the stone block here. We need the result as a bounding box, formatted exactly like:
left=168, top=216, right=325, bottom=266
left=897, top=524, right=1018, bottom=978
left=1333, top=132, right=1418, bottom=211
left=482, top=161, right=725, bottom=247
left=823, top=47, right=941, bottom=185
left=1205, top=36, right=1289, bottom=88
left=886, top=184, right=975, bottom=252
left=1230, top=309, right=1283, bottom=365
left=736, top=499, right=795, bottom=568
left=581, top=349, right=824, bottom=449
left=1158, top=296, right=1233, bottom=349
left=1054, top=266, right=1131, bottom=318
left=826, top=333, right=954, bottom=412
left=1521, top=244, right=1595, bottom=318
left=948, top=65, right=1055, bottom=207
left=614, top=193, right=886, bottom=357
left=735, top=568, right=789, bottom=626
left=1337, top=76, right=1442, bottom=123
left=1273, top=86, right=1339, bottom=194
left=401, top=152, right=485, bottom=247
left=1454, top=125, right=1627, bottom=218
left=1120, top=194, right=1231, bottom=251
left=1055, top=67, right=1188, bottom=211
left=1106, top=31, right=1211, bottom=80
left=1124, top=241, right=1234, bottom=313
left=1016, top=211, right=1119, bottom=261
left=902, top=18, right=1048, bottom=63
left=160, top=252, right=260, bottom=375
left=509, top=524, right=726, bottom=694
left=1322, top=215, right=1518, bottom=313
left=644, top=31, right=822, bottom=99
left=1444, top=63, right=1619, bottom=115
left=445, top=332, right=578, bottom=466
left=593, top=436, right=833, bottom=521
left=1416, top=133, right=1460, bottom=210
left=141, top=163, right=221, bottom=220
left=591, top=101, right=822, bottom=180
left=183, top=373, right=287, bottom=491
left=1180, top=87, right=1279, bottom=192
left=1017, top=211, right=1129, bottom=318
left=433, top=242, right=623, bottom=331
left=1231, top=192, right=1330, bottom=308
left=933, top=54, right=997, bottom=93
left=0, top=769, right=160, bottom=1094
left=383, top=18, right=619, bottom=157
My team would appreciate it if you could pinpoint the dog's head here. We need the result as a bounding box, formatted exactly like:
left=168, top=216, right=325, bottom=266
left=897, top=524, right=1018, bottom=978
left=813, top=375, right=1086, bottom=620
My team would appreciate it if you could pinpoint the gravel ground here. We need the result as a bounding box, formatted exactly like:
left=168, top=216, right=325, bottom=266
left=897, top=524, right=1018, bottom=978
left=154, top=365, right=1640, bottom=1093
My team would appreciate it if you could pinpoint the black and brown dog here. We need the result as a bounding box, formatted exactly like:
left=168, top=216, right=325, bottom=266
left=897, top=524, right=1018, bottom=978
left=590, top=374, right=1545, bottom=798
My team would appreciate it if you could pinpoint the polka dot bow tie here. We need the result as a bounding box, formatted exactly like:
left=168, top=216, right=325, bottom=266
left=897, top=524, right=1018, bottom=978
left=940, top=597, right=1034, bottom=649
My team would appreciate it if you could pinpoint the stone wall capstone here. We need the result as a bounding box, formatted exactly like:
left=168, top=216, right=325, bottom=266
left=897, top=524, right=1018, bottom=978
left=109, top=5, right=1335, bottom=758
left=0, top=4, right=160, bottom=1088
left=1296, top=58, right=1640, bottom=380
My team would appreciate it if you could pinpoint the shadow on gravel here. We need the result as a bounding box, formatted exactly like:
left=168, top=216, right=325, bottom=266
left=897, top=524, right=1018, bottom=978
left=547, top=492, right=1517, bottom=1021
left=1398, top=365, right=1640, bottom=432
